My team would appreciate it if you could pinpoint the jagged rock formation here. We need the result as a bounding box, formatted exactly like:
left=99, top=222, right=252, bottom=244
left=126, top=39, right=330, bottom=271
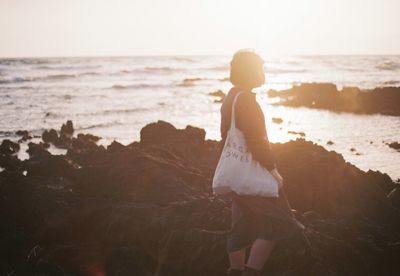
left=268, top=83, right=400, bottom=116
left=0, top=121, right=399, bottom=275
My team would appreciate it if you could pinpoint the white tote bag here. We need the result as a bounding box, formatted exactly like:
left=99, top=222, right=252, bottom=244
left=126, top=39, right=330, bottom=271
left=212, top=92, right=279, bottom=197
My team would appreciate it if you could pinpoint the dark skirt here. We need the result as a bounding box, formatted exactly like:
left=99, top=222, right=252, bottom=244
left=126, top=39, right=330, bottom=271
left=226, top=188, right=306, bottom=252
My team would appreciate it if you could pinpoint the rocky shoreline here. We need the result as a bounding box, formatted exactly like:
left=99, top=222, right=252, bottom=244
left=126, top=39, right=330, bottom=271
left=1, top=121, right=400, bottom=275
left=268, top=83, right=400, bottom=116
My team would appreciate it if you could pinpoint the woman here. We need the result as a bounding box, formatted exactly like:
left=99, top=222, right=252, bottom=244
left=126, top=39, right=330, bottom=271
left=220, top=49, right=307, bottom=276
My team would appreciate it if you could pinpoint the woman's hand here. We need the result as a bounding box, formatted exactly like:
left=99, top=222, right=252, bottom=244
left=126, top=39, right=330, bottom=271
left=270, top=168, right=283, bottom=189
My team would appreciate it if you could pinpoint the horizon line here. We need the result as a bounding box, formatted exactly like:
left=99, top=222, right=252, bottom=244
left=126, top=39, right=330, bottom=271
left=1, top=53, right=400, bottom=59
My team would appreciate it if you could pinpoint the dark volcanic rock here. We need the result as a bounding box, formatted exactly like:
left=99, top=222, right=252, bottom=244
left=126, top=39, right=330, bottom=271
left=268, top=83, right=400, bottom=116
left=27, top=142, right=51, bottom=158
left=61, top=120, right=74, bottom=137
left=288, top=130, right=306, bottom=137
left=42, top=129, right=59, bottom=144
left=16, top=130, right=32, bottom=142
left=107, top=140, right=125, bottom=152
left=1, top=121, right=399, bottom=276
left=388, top=188, right=400, bottom=209
left=140, top=120, right=206, bottom=146
left=208, top=89, right=225, bottom=98
left=272, top=117, right=283, bottom=124
left=387, top=142, right=400, bottom=151
left=42, top=122, right=75, bottom=149
left=208, top=89, right=225, bottom=103
left=0, top=139, right=20, bottom=155
left=77, top=133, right=101, bottom=143
left=16, top=130, right=29, bottom=136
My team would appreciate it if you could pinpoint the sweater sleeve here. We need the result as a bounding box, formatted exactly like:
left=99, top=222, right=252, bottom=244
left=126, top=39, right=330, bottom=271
left=235, top=93, right=277, bottom=171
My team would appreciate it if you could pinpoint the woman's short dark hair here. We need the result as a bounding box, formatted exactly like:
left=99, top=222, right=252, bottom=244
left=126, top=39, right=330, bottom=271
left=230, top=49, right=265, bottom=89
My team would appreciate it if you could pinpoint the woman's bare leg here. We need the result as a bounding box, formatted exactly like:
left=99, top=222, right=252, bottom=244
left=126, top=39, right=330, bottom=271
left=228, top=248, right=246, bottom=270
left=246, top=239, right=276, bottom=271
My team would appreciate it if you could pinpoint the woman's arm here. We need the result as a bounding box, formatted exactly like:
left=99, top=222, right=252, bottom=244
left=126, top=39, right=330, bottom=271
left=235, top=92, right=277, bottom=171
left=233, top=92, right=284, bottom=188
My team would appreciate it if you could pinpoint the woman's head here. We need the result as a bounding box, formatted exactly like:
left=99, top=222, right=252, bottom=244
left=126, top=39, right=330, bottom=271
left=230, top=49, right=265, bottom=90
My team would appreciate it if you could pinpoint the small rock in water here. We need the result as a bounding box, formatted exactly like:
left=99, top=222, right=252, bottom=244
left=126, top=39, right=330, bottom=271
left=0, top=139, right=20, bottom=155
left=327, top=140, right=334, bottom=145
left=208, top=90, right=225, bottom=103
left=16, top=130, right=28, bottom=136
left=42, top=129, right=58, bottom=144
left=208, top=90, right=225, bottom=98
left=60, top=120, right=74, bottom=136
left=16, top=130, right=32, bottom=141
left=288, top=130, right=306, bottom=137
left=387, top=142, right=400, bottom=151
left=77, top=133, right=101, bottom=143
left=272, top=117, right=283, bottom=124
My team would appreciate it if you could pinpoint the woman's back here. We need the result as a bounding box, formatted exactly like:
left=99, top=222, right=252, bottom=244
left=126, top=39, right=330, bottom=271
left=220, top=87, right=276, bottom=171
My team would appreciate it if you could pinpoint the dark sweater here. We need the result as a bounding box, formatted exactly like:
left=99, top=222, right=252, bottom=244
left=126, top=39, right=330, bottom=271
left=220, top=87, right=276, bottom=170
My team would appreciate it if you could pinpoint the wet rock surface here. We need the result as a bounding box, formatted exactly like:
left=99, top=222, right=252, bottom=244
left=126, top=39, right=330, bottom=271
left=16, top=130, right=32, bottom=142
left=1, top=120, right=400, bottom=275
left=61, top=120, right=74, bottom=137
left=208, top=89, right=226, bottom=103
left=268, top=83, right=400, bottom=116
left=272, top=117, right=283, bottom=124
left=387, top=141, right=400, bottom=151
left=0, top=139, right=20, bottom=155
left=288, top=131, right=306, bottom=137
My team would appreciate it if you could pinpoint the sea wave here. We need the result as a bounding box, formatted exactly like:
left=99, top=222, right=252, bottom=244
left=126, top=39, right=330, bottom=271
left=176, top=77, right=209, bottom=87
left=207, top=65, right=229, bottom=71
left=265, top=68, right=307, bottom=74
left=118, top=67, right=184, bottom=74
left=383, top=80, right=400, bottom=86
left=77, top=72, right=101, bottom=77
left=0, top=74, right=74, bottom=84
left=0, top=72, right=99, bottom=84
left=173, top=56, right=196, bottom=62
left=110, top=83, right=166, bottom=90
left=101, top=107, right=151, bottom=115
left=144, top=66, right=184, bottom=73
left=78, top=121, right=124, bottom=130
left=0, top=77, right=30, bottom=84
left=46, top=74, right=76, bottom=80
left=77, top=108, right=149, bottom=116
left=0, top=131, right=15, bottom=137
left=36, top=65, right=102, bottom=70
left=376, top=60, right=400, bottom=71
left=0, top=58, right=57, bottom=66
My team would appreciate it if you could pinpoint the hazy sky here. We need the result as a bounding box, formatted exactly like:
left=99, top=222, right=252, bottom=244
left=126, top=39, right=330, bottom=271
left=0, top=0, right=399, bottom=57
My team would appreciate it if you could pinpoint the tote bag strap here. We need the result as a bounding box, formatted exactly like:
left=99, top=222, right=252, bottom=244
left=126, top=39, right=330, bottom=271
left=230, top=91, right=243, bottom=130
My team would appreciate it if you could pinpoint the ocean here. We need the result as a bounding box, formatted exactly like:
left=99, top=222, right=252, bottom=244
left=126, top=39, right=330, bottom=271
left=0, top=55, right=399, bottom=180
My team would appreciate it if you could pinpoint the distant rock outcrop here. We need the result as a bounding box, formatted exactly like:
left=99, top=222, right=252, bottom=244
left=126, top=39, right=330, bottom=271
left=387, top=141, right=400, bottom=151
left=208, top=89, right=226, bottom=103
left=268, top=83, right=400, bottom=116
